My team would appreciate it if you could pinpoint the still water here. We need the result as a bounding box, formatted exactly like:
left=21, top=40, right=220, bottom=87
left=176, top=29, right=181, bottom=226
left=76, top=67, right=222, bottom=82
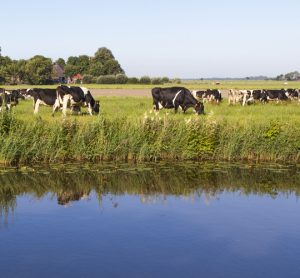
left=0, top=163, right=300, bottom=278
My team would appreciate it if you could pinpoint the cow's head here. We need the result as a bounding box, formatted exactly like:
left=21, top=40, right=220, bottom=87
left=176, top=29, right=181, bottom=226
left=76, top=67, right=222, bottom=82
left=21, top=88, right=34, bottom=98
left=93, top=101, right=100, bottom=114
left=195, top=102, right=204, bottom=115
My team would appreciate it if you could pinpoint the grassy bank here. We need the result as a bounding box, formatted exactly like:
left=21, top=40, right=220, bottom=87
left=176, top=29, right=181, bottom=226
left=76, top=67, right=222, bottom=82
left=1, top=97, right=300, bottom=164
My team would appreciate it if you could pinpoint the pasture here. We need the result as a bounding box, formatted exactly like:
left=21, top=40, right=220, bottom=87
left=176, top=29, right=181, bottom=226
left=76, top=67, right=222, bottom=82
left=1, top=94, right=300, bottom=165
left=4, top=79, right=300, bottom=90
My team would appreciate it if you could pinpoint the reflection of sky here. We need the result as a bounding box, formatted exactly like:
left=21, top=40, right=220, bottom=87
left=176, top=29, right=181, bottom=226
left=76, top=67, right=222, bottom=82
left=0, top=191, right=300, bottom=277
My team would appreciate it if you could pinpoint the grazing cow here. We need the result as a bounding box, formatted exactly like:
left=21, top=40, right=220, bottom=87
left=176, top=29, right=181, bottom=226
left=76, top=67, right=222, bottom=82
left=55, top=85, right=100, bottom=116
left=192, top=89, right=222, bottom=103
left=152, top=87, right=204, bottom=114
left=244, top=90, right=268, bottom=105
left=285, top=89, right=299, bottom=100
left=228, top=89, right=243, bottom=105
left=25, top=88, right=59, bottom=114
left=264, top=89, right=288, bottom=102
left=0, top=89, right=25, bottom=111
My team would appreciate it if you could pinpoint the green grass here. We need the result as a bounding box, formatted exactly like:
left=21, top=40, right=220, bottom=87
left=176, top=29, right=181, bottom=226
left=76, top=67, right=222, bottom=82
left=0, top=96, right=300, bottom=165
left=3, top=79, right=300, bottom=90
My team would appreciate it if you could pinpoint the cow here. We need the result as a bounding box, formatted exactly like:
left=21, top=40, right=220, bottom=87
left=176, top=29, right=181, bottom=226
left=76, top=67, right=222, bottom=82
left=244, top=90, right=268, bottom=105
left=24, top=88, right=59, bottom=114
left=0, top=89, right=25, bottom=111
left=152, top=87, right=204, bottom=114
left=192, top=89, right=222, bottom=103
left=285, top=89, right=299, bottom=100
left=55, top=85, right=100, bottom=116
left=264, top=89, right=289, bottom=102
left=228, top=89, right=243, bottom=105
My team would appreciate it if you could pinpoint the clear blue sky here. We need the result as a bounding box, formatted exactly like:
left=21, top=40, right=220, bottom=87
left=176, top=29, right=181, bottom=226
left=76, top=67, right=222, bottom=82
left=1, top=0, right=300, bottom=78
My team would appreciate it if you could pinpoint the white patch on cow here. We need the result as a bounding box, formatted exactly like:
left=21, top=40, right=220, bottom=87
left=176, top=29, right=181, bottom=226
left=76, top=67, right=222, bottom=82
left=158, top=102, right=164, bottom=109
left=87, top=103, right=93, bottom=116
left=62, top=95, right=71, bottom=116
left=80, top=87, right=89, bottom=95
left=52, top=98, right=61, bottom=115
left=26, top=88, right=31, bottom=92
left=172, top=90, right=182, bottom=106
left=191, top=90, right=198, bottom=99
left=6, top=104, right=11, bottom=110
left=5, top=91, right=11, bottom=95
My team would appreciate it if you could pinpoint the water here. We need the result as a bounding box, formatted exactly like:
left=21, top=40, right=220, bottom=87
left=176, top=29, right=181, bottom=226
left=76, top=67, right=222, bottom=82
left=0, top=163, right=300, bottom=278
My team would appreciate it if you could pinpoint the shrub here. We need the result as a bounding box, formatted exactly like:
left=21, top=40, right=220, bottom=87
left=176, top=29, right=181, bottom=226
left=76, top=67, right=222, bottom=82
left=151, top=77, right=163, bottom=85
left=96, top=75, right=116, bottom=84
left=173, top=78, right=181, bottom=84
left=127, top=77, right=139, bottom=84
left=161, top=77, right=170, bottom=83
left=82, top=74, right=96, bottom=84
left=115, top=74, right=128, bottom=84
left=139, top=76, right=151, bottom=84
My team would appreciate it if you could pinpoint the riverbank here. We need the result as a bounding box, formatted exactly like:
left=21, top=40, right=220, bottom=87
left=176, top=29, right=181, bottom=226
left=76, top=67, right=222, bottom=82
left=1, top=98, right=300, bottom=164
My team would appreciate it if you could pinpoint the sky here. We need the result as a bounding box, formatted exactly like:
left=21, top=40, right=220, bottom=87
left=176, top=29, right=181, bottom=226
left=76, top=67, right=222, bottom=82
left=1, top=0, right=300, bottom=78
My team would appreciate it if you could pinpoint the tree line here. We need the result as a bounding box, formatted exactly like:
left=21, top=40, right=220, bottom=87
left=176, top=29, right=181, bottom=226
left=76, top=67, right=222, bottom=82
left=0, top=47, right=177, bottom=85
left=275, top=71, right=300, bottom=81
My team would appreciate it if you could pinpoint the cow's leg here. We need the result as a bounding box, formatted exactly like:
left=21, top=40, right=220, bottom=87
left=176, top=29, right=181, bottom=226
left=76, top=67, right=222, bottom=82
left=174, top=102, right=180, bottom=113
left=62, top=95, right=70, bottom=116
left=153, top=99, right=160, bottom=111
left=52, top=99, right=61, bottom=116
left=87, top=103, right=93, bottom=116
left=34, top=99, right=41, bottom=114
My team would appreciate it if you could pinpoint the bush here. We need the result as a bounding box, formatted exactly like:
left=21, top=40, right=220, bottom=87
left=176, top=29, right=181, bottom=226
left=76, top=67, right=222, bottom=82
left=161, top=77, right=170, bottom=83
left=115, top=74, right=128, bottom=84
left=96, top=75, right=116, bottom=84
left=139, top=76, right=151, bottom=84
left=173, top=78, right=181, bottom=84
left=127, top=77, right=139, bottom=84
left=83, top=74, right=96, bottom=84
left=151, top=77, right=163, bottom=85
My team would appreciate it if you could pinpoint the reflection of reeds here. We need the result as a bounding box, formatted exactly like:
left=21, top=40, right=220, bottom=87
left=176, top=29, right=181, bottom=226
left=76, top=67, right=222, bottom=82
left=0, top=164, right=300, bottom=219
left=0, top=110, right=300, bottom=165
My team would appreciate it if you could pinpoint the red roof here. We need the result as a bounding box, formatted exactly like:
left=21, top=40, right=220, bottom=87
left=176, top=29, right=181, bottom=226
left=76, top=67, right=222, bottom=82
left=72, top=73, right=83, bottom=79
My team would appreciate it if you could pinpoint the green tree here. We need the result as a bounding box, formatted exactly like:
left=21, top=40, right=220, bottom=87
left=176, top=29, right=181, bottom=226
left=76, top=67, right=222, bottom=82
left=55, top=58, right=66, bottom=67
left=25, top=55, right=53, bottom=85
left=94, top=47, right=115, bottom=62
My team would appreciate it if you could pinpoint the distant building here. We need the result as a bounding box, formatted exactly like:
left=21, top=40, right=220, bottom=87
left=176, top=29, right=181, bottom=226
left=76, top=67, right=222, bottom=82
left=52, top=63, right=65, bottom=83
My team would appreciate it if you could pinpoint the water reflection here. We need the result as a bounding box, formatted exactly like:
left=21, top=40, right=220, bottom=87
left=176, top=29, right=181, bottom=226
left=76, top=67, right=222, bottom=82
left=1, top=163, right=300, bottom=277
left=0, top=163, right=299, bottom=219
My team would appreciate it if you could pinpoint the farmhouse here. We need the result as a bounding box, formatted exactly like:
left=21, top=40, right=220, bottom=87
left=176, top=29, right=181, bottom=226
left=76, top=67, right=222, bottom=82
left=52, top=63, right=65, bottom=83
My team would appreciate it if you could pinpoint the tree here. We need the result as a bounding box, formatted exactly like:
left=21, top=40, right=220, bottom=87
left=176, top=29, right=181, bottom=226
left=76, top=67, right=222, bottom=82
left=55, top=58, right=66, bottom=67
left=285, top=71, right=300, bottom=81
left=103, top=59, right=124, bottom=75
left=25, top=55, right=53, bottom=84
left=90, top=47, right=124, bottom=75
left=94, top=47, right=115, bottom=62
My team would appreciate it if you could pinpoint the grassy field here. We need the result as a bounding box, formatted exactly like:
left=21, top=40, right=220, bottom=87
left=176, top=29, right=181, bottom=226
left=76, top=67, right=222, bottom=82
left=0, top=96, right=300, bottom=165
left=3, top=79, right=300, bottom=90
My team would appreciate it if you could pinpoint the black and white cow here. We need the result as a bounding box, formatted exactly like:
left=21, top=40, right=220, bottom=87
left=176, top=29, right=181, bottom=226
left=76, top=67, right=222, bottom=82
left=264, top=89, right=289, bottom=102
left=192, top=89, right=222, bottom=103
left=0, top=89, right=25, bottom=111
left=152, top=87, right=204, bottom=114
left=55, top=85, right=100, bottom=116
left=25, top=88, right=59, bottom=114
left=285, top=89, right=299, bottom=100
left=245, top=90, right=268, bottom=105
